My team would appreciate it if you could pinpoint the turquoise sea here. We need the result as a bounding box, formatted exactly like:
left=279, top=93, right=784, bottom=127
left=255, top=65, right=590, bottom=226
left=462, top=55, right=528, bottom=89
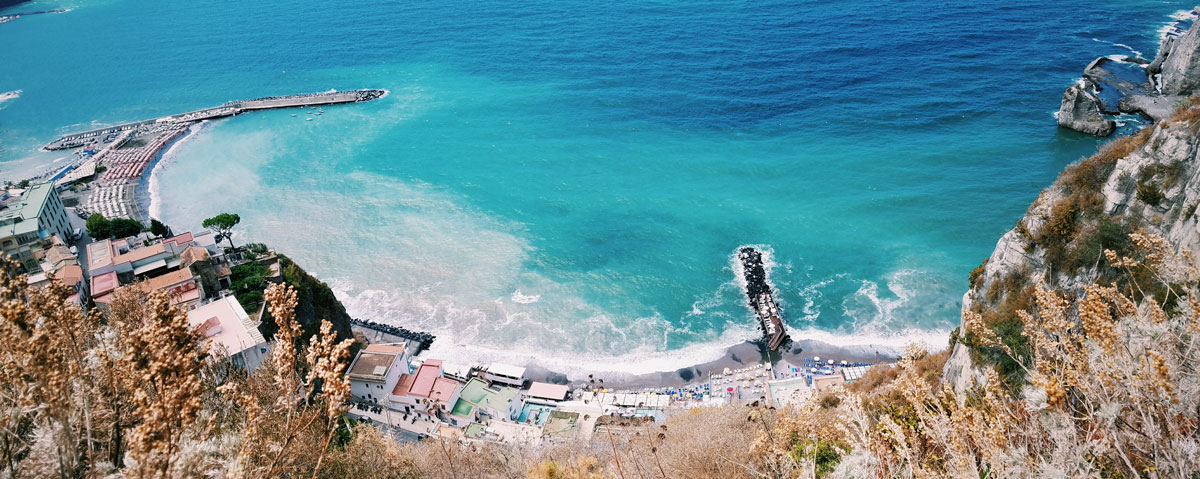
left=0, top=0, right=1192, bottom=373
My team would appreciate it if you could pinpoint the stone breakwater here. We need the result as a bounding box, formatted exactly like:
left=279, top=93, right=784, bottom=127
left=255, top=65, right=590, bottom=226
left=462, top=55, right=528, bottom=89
left=48, top=89, right=386, bottom=222
left=44, top=89, right=387, bottom=151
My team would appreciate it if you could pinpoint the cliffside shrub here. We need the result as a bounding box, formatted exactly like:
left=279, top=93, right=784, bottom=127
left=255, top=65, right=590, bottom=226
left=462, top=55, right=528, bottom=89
left=967, top=271, right=1035, bottom=390
left=1136, top=161, right=1183, bottom=206
left=251, top=255, right=357, bottom=350
left=1053, top=214, right=1134, bottom=274
left=1169, top=95, right=1200, bottom=126
left=1136, top=177, right=1165, bottom=205
left=1038, top=196, right=1084, bottom=270
left=968, top=258, right=988, bottom=290
left=1033, top=128, right=1156, bottom=275
left=231, top=261, right=271, bottom=312
left=789, top=439, right=844, bottom=478
left=1059, top=127, right=1151, bottom=195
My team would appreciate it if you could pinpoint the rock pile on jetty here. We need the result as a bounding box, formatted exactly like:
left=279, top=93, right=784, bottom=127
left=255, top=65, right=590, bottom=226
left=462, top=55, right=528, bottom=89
left=351, top=318, right=435, bottom=351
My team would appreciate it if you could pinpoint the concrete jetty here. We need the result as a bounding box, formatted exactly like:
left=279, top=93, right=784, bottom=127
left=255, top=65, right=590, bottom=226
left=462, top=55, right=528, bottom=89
left=44, top=89, right=386, bottom=151
left=736, top=247, right=789, bottom=352
left=46, top=88, right=386, bottom=223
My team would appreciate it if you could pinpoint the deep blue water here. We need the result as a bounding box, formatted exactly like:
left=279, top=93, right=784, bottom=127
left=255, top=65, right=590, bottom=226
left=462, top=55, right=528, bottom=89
left=0, top=0, right=1191, bottom=373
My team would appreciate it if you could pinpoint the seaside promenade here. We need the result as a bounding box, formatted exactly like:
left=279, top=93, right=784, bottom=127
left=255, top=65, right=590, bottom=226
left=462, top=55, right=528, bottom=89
left=41, top=89, right=386, bottom=223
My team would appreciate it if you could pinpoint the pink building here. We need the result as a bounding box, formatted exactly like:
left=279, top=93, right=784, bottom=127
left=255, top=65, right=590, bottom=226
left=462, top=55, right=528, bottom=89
left=390, top=359, right=462, bottom=418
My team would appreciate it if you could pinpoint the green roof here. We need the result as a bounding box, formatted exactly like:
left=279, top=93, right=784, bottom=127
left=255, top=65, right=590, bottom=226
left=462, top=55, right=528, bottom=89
left=456, top=378, right=517, bottom=413
left=481, top=385, right=518, bottom=410
left=464, top=422, right=486, bottom=438
left=19, top=183, right=53, bottom=220
left=459, top=378, right=489, bottom=403
left=451, top=399, right=475, bottom=418
left=0, top=183, right=54, bottom=238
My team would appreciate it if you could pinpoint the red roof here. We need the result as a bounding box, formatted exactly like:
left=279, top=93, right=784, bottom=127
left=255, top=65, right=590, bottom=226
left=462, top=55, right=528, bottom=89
left=430, top=377, right=459, bottom=403
left=91, top=271, right=119, bottom=296
left=165, top=232, right=194, bottom=245
left=392, top=362, right=442, bottom=398
left=196, top=317, right=221, bottom=337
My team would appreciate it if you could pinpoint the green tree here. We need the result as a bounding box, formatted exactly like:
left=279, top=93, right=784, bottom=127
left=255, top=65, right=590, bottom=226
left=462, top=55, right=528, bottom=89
left=86, top=213, right=110, bottom=239
left=202, top=213, right=240, bottom=250
left=108, top=218, right=144, bottom=239
left=86, top=214, right=144, bottom=239
left=15, top=179, right=29, bottom=189
left=150, top=218, right=172, bottom=238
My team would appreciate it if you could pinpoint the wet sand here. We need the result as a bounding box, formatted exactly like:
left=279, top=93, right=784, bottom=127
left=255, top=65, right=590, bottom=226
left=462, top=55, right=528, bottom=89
left=525, top=338, right=906, bottom=391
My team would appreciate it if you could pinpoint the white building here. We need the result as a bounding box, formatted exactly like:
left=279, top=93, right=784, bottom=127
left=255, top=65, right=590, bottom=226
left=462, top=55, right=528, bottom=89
left=524, top=382, right=569, bottom=405
left=441, top=361, right=474, bottom=382
left=484, top=363, right=526, bottom=387
left=187, top=296, right=270, bottom=372
left=0, top=183, right=72, bottom=274
left=347, top=344, right=409, bottom=404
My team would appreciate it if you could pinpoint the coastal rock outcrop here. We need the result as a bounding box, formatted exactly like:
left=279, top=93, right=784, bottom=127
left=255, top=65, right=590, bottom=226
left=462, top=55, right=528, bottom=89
left=1055, top=12, right=1200, bottom=136
left=1057, top=85, right=1116, bottom=136
left=1155, top=17, right=1200, bottom=95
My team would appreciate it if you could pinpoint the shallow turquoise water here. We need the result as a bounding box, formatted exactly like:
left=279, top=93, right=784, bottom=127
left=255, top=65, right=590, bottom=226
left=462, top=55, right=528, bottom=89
left=0, top=0, right=1191, bottom=373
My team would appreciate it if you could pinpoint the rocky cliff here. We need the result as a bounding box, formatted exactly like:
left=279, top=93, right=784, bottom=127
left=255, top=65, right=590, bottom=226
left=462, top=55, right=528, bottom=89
left=254, top=254, right=356, bottom=346
left=946, top=99, right=1200, bottom=392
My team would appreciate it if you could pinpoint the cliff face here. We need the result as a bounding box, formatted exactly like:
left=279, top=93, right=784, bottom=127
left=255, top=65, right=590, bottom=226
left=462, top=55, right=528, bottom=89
left=945, top=111, right=1200, bottom=391
left=1155, top=16, right=1200, bottom=96
left=256, top=254, right=356, bottom=345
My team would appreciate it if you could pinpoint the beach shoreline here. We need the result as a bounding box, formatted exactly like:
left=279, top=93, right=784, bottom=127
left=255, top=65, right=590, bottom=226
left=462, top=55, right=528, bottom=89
left=48, top=87, right=919, bottom=394
left=522, top=338, right=903, bottom=390
left=358, top=318, right=907, bottom=391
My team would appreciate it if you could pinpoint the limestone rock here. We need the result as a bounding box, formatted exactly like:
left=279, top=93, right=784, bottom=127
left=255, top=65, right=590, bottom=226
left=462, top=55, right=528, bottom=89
left=1159, top=20, right=1200, bottom=95
left=1118, top=94, right=1183, bottom=122
left=1057, top=85, right=1115, bottom=136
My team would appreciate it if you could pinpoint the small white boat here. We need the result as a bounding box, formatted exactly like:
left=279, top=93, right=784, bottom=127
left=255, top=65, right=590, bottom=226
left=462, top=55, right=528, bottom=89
left=306, top=117, right=313, bottom=121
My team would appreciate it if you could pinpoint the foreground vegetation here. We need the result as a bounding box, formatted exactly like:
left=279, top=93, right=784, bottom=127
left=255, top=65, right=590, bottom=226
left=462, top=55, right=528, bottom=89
left=1, top=226, right=1196, bottom=478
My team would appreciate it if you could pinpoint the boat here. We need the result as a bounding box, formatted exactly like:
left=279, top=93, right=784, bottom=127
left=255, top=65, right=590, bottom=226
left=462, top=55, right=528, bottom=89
left=306, top=117, right=313, bottom=121
left=735, top=247, right=789, bottom=351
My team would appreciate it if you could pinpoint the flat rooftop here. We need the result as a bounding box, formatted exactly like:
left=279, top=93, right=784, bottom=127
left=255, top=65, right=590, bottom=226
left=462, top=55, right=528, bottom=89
left=87, top=239, right=114, bottom=270
left=527, top=382, right=569, bottom=401
left=487, top=363, right=526, bottom=379
left=90, top=271, right=119, bottom=296
left=186, top=296, right=266, bottom=358
left=348, top=351, right=399, bottom=382
left=393, top=360, right=442, bottom=398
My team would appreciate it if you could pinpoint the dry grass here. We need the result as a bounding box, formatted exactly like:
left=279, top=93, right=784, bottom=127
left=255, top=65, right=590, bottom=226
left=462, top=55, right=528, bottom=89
left=1169, top=95, right=1200, bottom=125
left=3, top=233, right=1199, bottom=478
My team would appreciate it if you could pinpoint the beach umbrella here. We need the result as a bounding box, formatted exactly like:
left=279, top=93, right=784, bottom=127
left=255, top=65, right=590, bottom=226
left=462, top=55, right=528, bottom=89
left=827, top=359, right=834, bottom=365
left=813, top=356, right=820, bottom=361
